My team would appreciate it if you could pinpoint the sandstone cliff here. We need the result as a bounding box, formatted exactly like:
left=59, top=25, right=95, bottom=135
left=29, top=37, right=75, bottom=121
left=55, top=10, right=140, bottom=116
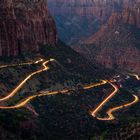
left=73, top=0, right=140, bottom=73
left=0, top=0, right=57, bottom=56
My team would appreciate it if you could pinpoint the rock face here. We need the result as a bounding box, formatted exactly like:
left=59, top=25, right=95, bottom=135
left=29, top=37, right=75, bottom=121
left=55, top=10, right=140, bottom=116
left=0, top=0, right=57, bottom=56
left=73, top=0, right=140, bottom=73
left=48, top=0, right=124, bottom=44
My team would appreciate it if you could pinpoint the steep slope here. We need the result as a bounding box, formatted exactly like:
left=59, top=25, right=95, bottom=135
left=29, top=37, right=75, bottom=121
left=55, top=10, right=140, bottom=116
left=74, top=1, right=140, bottom=73
left=0, top=40, right=114, bottom=140
left=0, top=45, right=139, bottom=140
left=0, top=0, right=57, bottom=56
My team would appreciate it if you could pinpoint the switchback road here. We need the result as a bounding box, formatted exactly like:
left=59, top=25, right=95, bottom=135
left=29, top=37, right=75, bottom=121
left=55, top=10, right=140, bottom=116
left=0, top=58, right=139, bottom=121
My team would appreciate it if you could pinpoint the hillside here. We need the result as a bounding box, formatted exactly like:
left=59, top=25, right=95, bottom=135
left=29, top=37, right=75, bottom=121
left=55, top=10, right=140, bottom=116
left=73, top=1, right=140, bottom=73
left=0, top=40, right=115, bottom=140
left=0, top=41, right=139, bottom=140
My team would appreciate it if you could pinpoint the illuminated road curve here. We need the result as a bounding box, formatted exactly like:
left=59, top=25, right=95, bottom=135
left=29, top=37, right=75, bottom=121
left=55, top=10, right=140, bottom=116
left=96, top=94, right=139, bottom=121
left=0, top=58, right=107, bottom=109
left=0, top=58, right=139, bottom=122
left=83, top=80, right=107, bottom=90
left=0, top=59, right=55, bottom=102
left=0, top=79, right=108, bottom=109
left=0, top=58, right=44, bottom=69
left=0, top=90, right=69, bottom=109
left=0, top=80, right=107, bottom=109
left=129, top=73, right=140, bottom=80
left=91, top=83, right=118, bottom=117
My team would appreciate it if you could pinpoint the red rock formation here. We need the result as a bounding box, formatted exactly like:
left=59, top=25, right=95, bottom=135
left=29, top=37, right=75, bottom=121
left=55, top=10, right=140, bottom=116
left=74, top=1, right=140, bottom=73
left=0, top=0, right=57, bottom=56
left=108, top=1, right=140, bottom=28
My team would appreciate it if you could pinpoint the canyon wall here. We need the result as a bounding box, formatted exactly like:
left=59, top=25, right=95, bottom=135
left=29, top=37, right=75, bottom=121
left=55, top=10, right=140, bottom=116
left=74, top=0, right=140, bottom=73
left=0, top=0, right=57, bottom=56
left=48, top=0, right=125, bottom=44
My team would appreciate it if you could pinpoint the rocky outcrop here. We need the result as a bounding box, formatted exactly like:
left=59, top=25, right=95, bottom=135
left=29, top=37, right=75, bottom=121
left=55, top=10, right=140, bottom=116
left=107, top=1, right=140, bottom=28
left=0, top=0, right=57, bottom=56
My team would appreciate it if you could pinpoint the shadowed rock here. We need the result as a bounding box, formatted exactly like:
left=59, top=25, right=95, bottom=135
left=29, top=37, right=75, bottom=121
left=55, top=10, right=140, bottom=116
left=0, top=0, right=57, bottom=56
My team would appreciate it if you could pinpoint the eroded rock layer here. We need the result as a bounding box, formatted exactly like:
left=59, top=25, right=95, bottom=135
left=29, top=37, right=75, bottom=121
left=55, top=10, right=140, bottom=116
left=0, top=0, right=57, bottom=56
left=73, top=0, right=140, bottom=73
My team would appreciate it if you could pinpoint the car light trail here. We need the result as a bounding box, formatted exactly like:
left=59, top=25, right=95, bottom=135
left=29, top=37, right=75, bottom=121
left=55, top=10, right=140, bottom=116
left=0, top=82, right=106, bottom=109
left=0, top=58, right=44, bottom=69
left=0, top=58, right=139, bottom=121
left=91, top=83, right=118, bottom=117
left=83, top=80, right=107, bottom=89
left=96, top=94, right=139, bottom=121
left=0, top=57, right=107, bottom=109
left=0, top=90, right=69, bottom=109
left=129, top=73, right=140, bottom=80
left=0, top=59, right=54, bottom=102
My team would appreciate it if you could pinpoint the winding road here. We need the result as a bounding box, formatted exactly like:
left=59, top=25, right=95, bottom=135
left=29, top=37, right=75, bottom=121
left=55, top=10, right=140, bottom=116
left=0, top=58, right=107, bottom=109
left=0, top=59, right=54, bottom=102
left=96, top=94, right=139, bottom=121
left=91, top=83, right=119, bottom=117
left=129, top=73, right=140, bottom=80
left=91, top=74, right=139, bottom=121
left=0, top=58, right=44, bottom=69
left=0, top=58, right=139, bottom=121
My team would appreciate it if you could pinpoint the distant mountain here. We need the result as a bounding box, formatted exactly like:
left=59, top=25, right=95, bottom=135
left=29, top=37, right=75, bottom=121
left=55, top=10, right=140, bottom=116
left=48, top=0, right=124, bottom=44
left=0, top=0, right=57, bottom=56
left=73, top=0, right=140, bottom=73
left=48, top=0, right=140, bottom=45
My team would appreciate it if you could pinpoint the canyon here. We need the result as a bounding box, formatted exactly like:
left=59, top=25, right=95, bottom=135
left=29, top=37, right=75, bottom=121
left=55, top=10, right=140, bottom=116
left=48, top=0, right=140, bottom=44
left=66, top=0, right=140, bottom=73
left=0, top=1, right=139, bottom=140
left=1, top=0, right=138, bottom=72
left=0, top=0, right=57, bottom=56
left=48, top=0, right=124, bottom=44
